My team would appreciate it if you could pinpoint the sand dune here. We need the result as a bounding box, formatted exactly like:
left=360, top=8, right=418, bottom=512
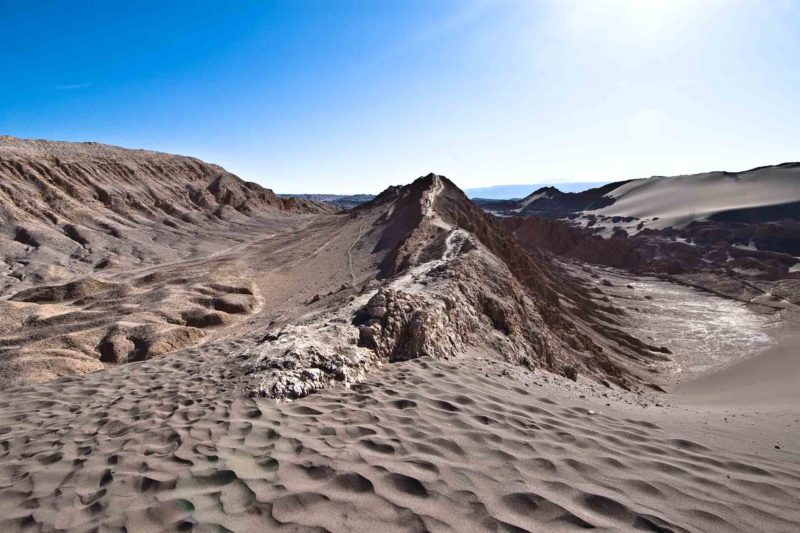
left=477, top=162, right=800, bottom=238
left=1, top=343, right=798, bottom=532
left=676, top=330, right=800, bottom=408
left=593, top=163, right=800, bottom=231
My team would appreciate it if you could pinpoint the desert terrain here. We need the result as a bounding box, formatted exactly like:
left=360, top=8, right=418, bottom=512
left=0, top=138, right=798, bottom=532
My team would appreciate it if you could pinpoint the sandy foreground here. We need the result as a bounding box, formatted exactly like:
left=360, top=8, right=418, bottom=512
left=1, top=334, right=798, bottom=532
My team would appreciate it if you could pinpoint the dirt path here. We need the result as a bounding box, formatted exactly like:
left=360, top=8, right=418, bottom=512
left=347, top=222, right=367, bottom=286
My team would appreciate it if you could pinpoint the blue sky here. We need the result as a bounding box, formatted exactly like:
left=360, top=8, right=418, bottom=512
left=2, top=0, right=799, bottom=194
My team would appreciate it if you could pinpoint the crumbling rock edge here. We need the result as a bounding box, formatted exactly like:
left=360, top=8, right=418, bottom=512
left=242, top=231, right=582, bottom=400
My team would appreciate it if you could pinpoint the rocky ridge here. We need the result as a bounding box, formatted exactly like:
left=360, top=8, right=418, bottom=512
left=242, top=175, right=669, bottom=399
left=0, top=139, right=682, bottom=395
left=0, top=137, right=333, bottom=387
left=0, top=136, right=332, bottom=294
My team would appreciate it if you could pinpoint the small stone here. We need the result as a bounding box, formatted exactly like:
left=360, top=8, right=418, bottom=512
left=367, top=305, right=387, bottom=319
left=563, top=365, right=578, bottom=381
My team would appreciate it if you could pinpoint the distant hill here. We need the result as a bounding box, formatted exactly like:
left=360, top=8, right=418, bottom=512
left=280, top=183, right=611, bottom=209
left=279, top=193, right=375, bottom=210
left=474, top=163, right=800, bottom=233
left=465, top=182, right=609, bottom=199
left=589, top=163, right=800, bottom=231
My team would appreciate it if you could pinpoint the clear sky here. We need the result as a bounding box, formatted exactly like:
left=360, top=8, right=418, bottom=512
left=2, top=0, right=798, bottom=194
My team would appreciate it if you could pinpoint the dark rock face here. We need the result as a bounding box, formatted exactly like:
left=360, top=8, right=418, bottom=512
left=504, top=217, right=643, bottom=270
left=710, top=199, right=800, bottom=225
left=504, top=215, right=800, bottom=307
left=699, top=219, right=800, bottom=256
left=505, top=215, right=800, bottom=278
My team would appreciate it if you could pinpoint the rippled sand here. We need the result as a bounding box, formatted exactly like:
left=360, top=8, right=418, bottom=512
left=1, top=341, right=798, bottom=532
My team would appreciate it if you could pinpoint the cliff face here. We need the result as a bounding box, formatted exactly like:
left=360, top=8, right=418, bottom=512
left=0, top=137, right=335, bottom=388
left=0, top=136, right=328, bottom=220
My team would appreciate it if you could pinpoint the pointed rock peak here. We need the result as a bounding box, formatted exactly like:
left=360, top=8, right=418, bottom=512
left=413, top=172, right=442, bottom=185
left=525, top=186, right=559, bottom=198
left=402, top=173, right=444, bottom=196
left=413, top=173, right=460, bottom=193
left=405, top=173, right=471, bottom=208
left=354, top=173, right=464, bottom=214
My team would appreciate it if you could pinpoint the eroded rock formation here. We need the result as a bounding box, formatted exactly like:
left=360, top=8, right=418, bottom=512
left=242, top=174, right=666, bottom=399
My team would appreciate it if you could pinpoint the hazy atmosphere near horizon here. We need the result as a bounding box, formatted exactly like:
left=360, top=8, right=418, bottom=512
left=1, top=2, right=800, bottom=532
left=2, top=0, right=799, bottom=193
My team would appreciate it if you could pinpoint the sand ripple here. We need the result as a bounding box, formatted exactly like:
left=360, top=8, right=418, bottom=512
left=0, top=345, right=798, bottom=531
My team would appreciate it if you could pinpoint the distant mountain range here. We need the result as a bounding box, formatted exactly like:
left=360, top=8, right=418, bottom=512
left=278, top=193, right=375, bottom=210
left=475, top=163, right=800, bottom=233
left=464, top=182, right=609, bottom=199
left=280, top=182, right=609, bottom=209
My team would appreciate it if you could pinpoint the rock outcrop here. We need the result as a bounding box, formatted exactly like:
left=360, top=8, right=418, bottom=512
left=243, top=174, right=666, bottom=399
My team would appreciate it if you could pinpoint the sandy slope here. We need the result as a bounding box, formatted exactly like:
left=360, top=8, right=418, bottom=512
left=1, top=341, right=798, bottom=532
left=592, top=163, right=800, bottom=231
left=0, top=137, right=334, bottom=387
left=676, top=329, right=800, bottom=408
